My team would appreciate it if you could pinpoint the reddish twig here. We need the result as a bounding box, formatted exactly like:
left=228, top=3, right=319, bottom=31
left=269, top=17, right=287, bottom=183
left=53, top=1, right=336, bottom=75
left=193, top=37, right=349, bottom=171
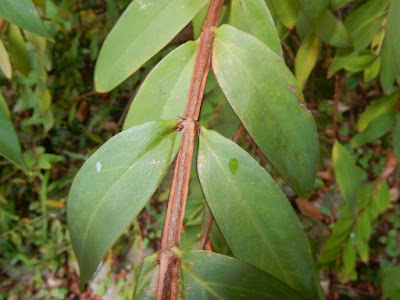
left=156, top=1, right=224, bottom=299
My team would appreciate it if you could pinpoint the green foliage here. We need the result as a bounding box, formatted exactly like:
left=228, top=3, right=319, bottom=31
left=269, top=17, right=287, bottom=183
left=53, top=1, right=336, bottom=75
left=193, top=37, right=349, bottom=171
left=197, top=127, right=320, bottom=298
left=0, top=91, right=26, bottom=171
left=123, top=41, right=198, bottom=129
left=67, top=120, right=180, bottom=286
left=0, top=0, right=52, bottom=40
left=1, top=0, right=400, bottom=298
left=212, top=24, right=319, bottom=196
left=94, top=0, right=208, bottom=92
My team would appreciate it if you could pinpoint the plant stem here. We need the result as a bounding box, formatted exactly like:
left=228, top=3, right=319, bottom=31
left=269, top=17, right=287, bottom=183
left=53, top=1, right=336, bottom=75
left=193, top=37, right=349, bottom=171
left=156, top=1, right=224, bottom=299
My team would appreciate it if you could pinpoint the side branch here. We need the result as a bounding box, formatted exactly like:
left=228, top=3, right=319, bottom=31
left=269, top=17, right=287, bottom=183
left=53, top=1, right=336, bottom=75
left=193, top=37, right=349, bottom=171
left=156, top=0, right=224, bottom=299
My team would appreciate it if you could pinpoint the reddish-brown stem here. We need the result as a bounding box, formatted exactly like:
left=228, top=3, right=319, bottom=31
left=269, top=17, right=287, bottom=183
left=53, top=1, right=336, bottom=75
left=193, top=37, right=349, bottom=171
left=156, top=1, right=224, bottom=299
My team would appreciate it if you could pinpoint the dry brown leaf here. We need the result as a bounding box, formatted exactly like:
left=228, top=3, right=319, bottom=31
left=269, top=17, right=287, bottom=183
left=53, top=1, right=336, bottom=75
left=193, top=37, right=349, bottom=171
left=380, top=152, right=398, bottom=179
left=295, top=197, right=324, bottom=220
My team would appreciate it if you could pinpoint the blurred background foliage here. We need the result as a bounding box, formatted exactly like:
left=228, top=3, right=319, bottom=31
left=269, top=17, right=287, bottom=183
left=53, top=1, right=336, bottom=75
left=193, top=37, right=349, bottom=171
left=0, top=0, right=399, bottom=299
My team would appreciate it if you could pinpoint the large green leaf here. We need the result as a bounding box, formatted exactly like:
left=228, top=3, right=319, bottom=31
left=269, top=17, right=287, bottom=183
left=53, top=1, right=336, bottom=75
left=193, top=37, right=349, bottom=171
left=0, top=39, right=12, bottom=79
left=386, top=0, right=400, bottom=84
left=212, top=25, right=319, bottom=196
left=123, top=41, right=197, bottom=130
left=7, top=24, right=30, bottom=77
left=197, top=128, right=320, bottom=299
left=229, top=0, right=282, bottom=56
left=332, top=142, right=363, bottom=210
left=351, top=113, right=395, bottom=147
left=174, top=249, right=305, bottom=299
left=295, top=33, right=321, bottom=90
left=0, top=91, right=26, bottom=171
left=343, top=0, right=390, bottom=49
left=0, top=0, right=52, bottom=40
left=94, top=0, right=208, bottom=92
left=356, top=92, right=398, bottom=131
left=269, top=0, right=299, bottom=29
left=67, top=120, right=180, bottom=286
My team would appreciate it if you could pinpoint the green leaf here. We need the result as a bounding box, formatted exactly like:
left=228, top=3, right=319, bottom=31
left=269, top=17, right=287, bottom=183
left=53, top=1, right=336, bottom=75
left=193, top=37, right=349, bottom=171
left=394, top=114, right=400, bottom=162
left=380, top=39, right=396, bottom=95
left=229, top=0, right=282, bottom=56
left=67, top=120, right=180, bottom=286
left=295, top=33, right=321, bottom=90
left=212, top=25, right=319, bottom=196
left=197, top=128, right=320, bottom=299
left=332, top=142, right=363, bottom=209
left=174, top=249, right=305, bottom=299
left=342, top=239, right=356, bottom=275
left=372, top=181, right=390, bottom=214
left=123, top=41, right=198, bottom=130
left=343, top=0, right=390, bottom=49
left=134, top=253, right=159, bottom=299
left=356, top=92, right=398, bottom=131
left=386, top=0, right=400, bottom=85
left=0, top=39, right=12, bottom=79
left=297, top=0, right=329, bottom=26
left=7, top=24, right=30, bottom=77
left=94, top=0, right=208, bottom=92
left=296, top=11, right=312, bottom=41
left=320, top=205, right=355, bottom=265
left=330, top=0, right=353, bottom=11
left=351, top=112, right=395, bottom=147
left=192, top=4, right=209, bottom=39
left=0, top=0, right=52, bottom=40
left=316, top=10, right=352, bottom=48
left=382, top=267, right=400, bottom=300
left=0, top=91, right=26, bottom=172
left=269, top=0, right=299, bottom=29
left=355, top=214, right=370, bottom=262
left=363, top=58, right=380, bottom=83
left=344, top=53, right=376, bottom=73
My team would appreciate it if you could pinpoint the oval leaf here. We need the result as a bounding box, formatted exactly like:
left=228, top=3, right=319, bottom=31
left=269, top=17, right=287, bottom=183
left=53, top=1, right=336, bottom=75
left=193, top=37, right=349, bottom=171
left=197, top=128, right=320, bottom=299
left=332, top=141, right=363, bottom=210
left=229, top=0, right=282, bottom=56
left=351, top=112, right=395, bottom=147
left=123, top=40, right=198, bottom=130
left=173, top=249, right=305, bottom=299
left=8, top=24, right=30, bottom=77
left=269, top=0, right=299, bottom=30
left=0, top=91, right=26, bottom=171
left=67, top=120, right=180, bottom=286
left=295, top=33, right=321, bottom=90
left=212, top=25, right=319, bottom=196
left=94, top=0, right=208, bottom=92
left=0, top=39, right=12, bottom=79
left=0, top=0, right=52, bottom=40
left=356, top=92, right=398, bottom=131
left=315, top=10, right=351, bottom=47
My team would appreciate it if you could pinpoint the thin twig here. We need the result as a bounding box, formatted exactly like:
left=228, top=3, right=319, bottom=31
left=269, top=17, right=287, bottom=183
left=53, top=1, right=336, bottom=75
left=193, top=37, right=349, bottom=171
left=200, top=213, right=214, bottom=250
left=156, top=1, right=224, bottom=299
